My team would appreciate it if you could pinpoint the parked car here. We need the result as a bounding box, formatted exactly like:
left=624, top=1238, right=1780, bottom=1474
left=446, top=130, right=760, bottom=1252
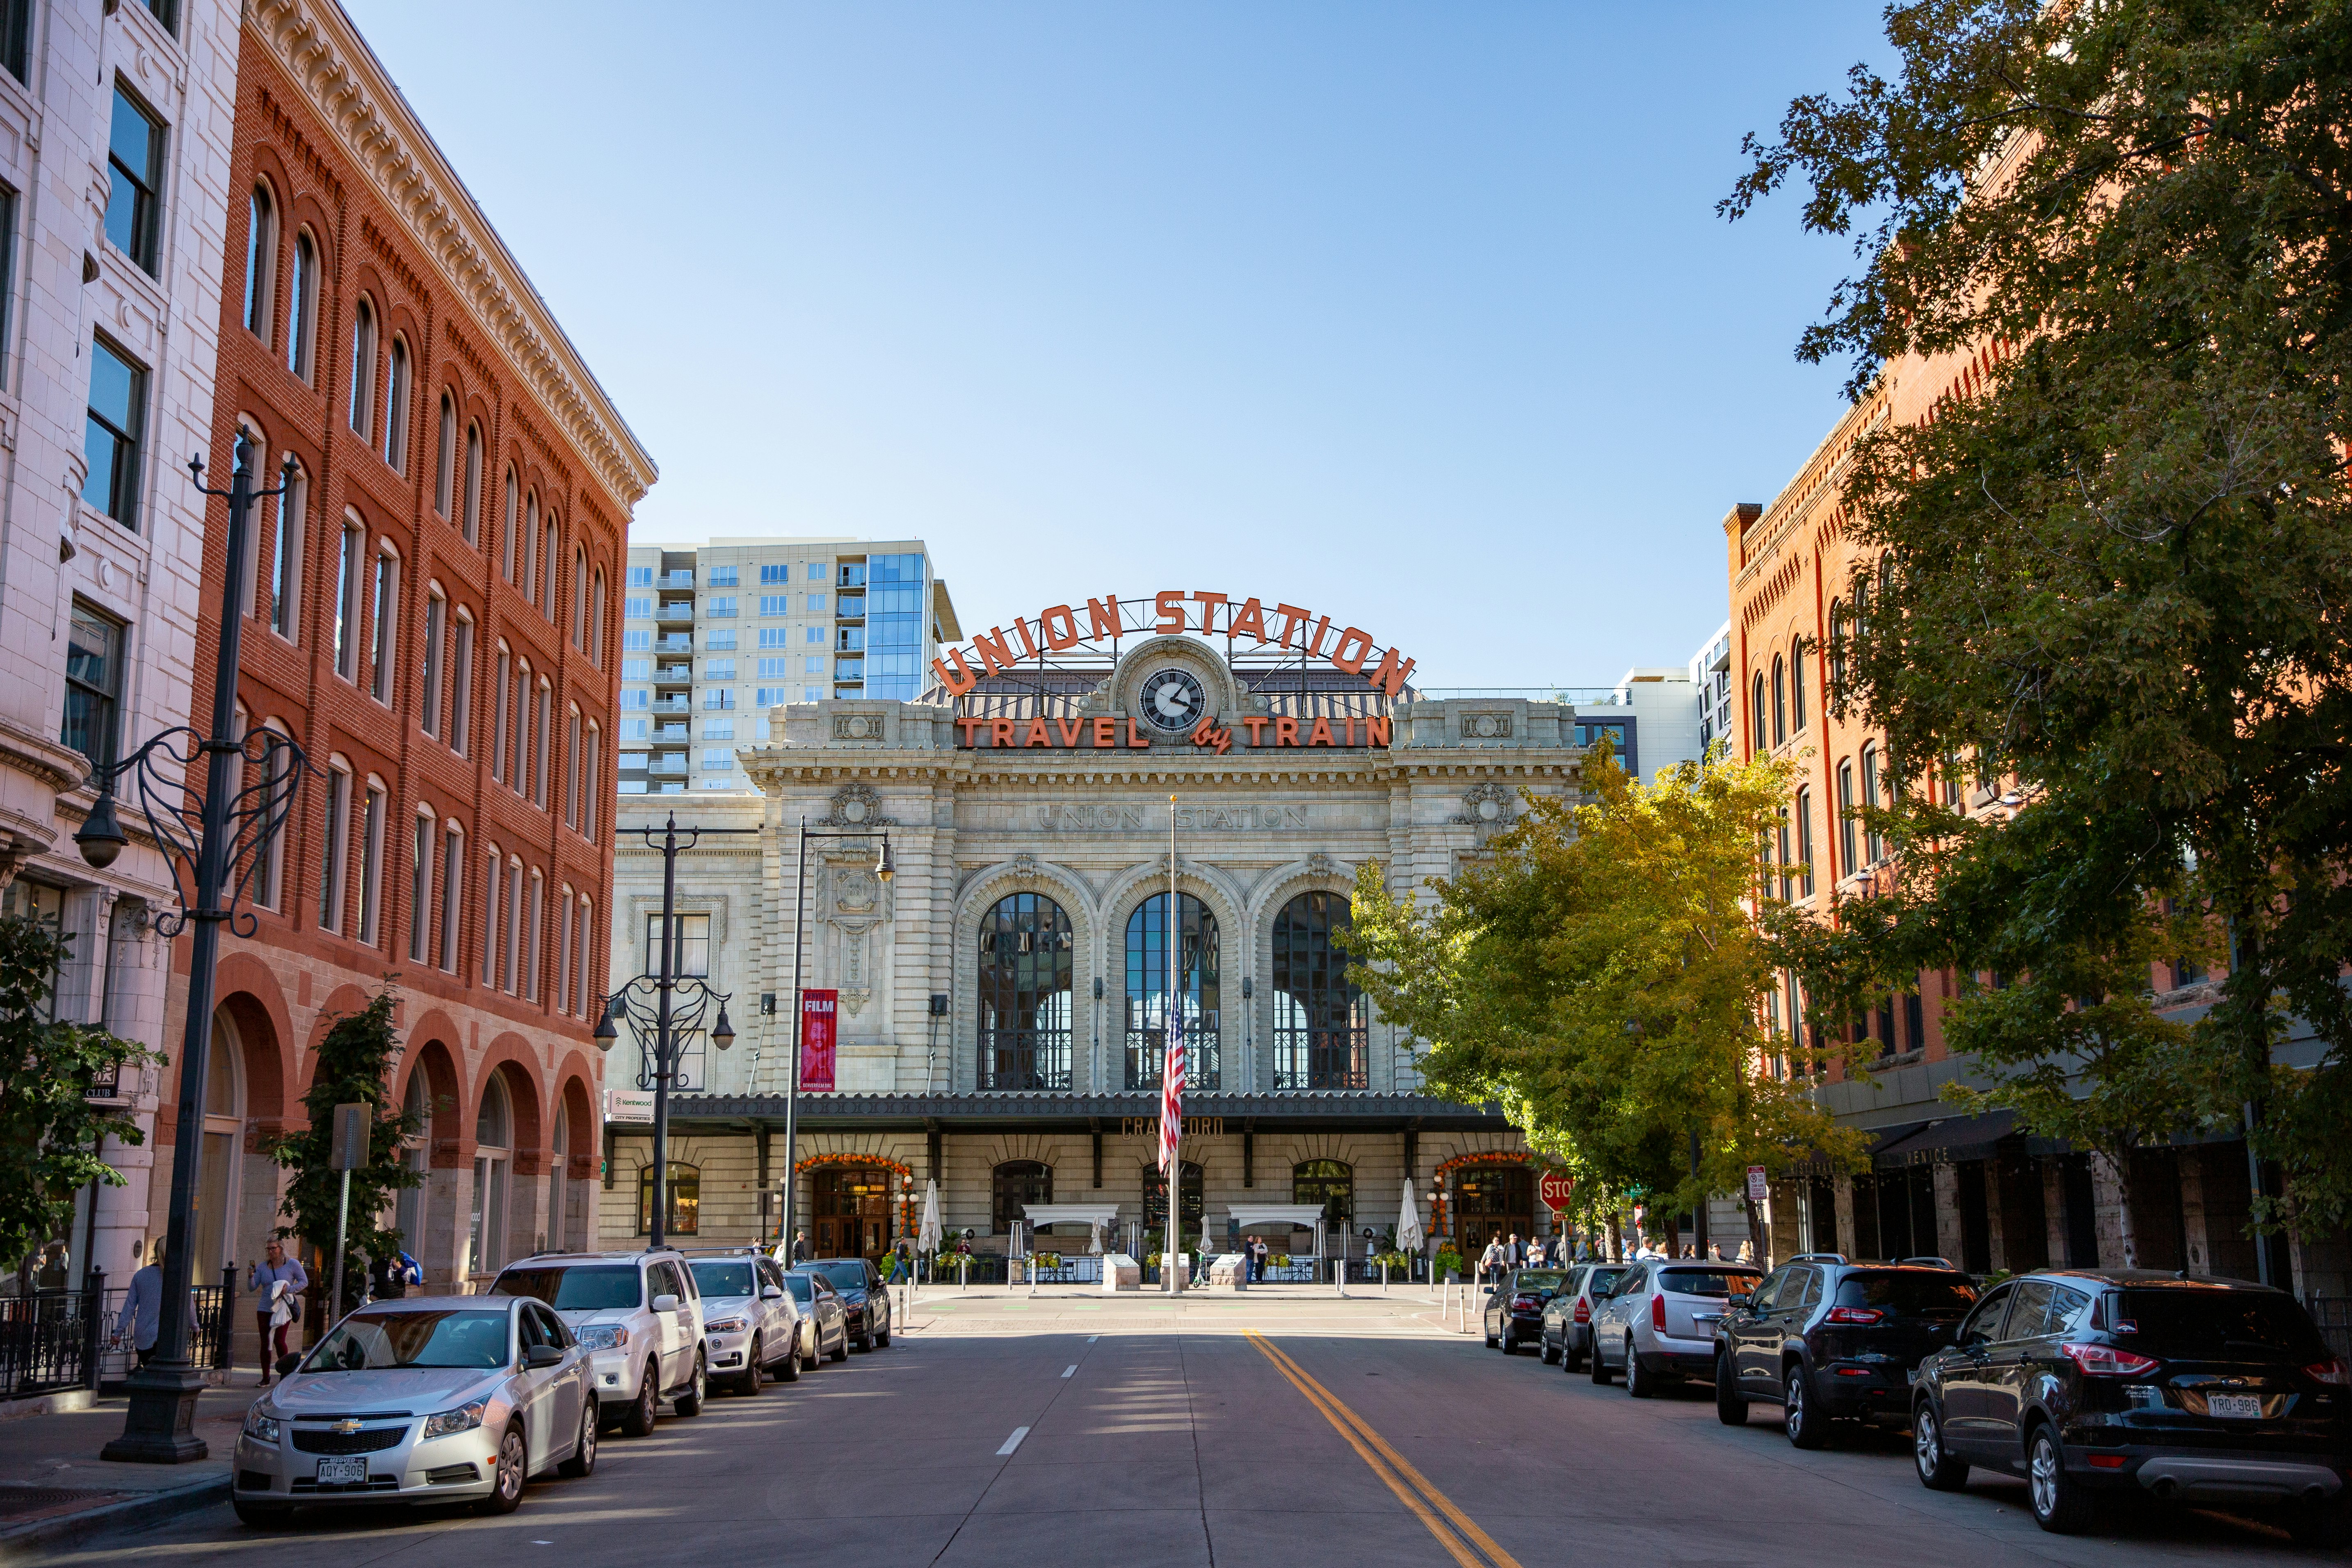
left=489, top=1249, right=707, bottom=1436
left=1909, top=1269, right=2352, bottom=1541
left=1589, top=1259, right=1764, bottom=1397
left=1483, top=1267, right=1573, bottom=1353
left=231, top=1294, right=596, bottom=1526
left=792, top=1257, right=892, bottom=1351
left=1713, top=1254, right=1979, bottom=1446
left=778, top=1270, right=851, bottom=1365
left=685, top=1250, right=803, bottom=1394
left=1538, top=1262, right=1632, bottom=1371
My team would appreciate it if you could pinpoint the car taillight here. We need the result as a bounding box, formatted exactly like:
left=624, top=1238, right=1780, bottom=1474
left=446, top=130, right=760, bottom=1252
left=2304, top=1358, right=2351, bottom=1386
left=1651, top=1294, right=1666, bottom=1330
left=2057, top=1342, right=2160, bottom=1376
left=1512, top=1295, right=1541, bottom=1311
left=1825, top=1306, right=1885, bottom=1326
left=1573, top=1301, right=1589, bottom=1323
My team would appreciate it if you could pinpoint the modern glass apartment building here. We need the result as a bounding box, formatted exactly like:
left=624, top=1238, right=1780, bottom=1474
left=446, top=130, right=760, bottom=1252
left=617, top=538, right=959, bottom=794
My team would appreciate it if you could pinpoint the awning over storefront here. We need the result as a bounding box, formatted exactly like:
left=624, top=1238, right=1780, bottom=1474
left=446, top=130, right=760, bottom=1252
left=1869, top=1111, right=2018, bottom=1170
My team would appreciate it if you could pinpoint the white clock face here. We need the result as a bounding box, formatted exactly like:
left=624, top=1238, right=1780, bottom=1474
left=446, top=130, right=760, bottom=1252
left=1140, top=668, right=1207, bottom=732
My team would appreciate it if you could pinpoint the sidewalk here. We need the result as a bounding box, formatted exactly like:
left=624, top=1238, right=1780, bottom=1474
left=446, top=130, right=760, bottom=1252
left=0, top=1381, right=253, bottom=1561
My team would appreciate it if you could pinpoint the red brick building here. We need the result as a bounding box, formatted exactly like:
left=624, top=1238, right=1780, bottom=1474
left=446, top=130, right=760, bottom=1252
left=160, top=0, right=655, bottom=1306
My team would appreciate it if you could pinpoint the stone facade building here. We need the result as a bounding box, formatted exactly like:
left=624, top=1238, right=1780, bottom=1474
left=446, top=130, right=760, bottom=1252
left=156, top=0, right=654, bottom=1320
left=0, top=0, right=245, bottom=1290
left=599, top=593, right=1607, bottom=1264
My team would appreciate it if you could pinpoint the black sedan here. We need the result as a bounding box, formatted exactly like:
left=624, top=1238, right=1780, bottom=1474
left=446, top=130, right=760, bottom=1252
left=1483, top=1268, right=1572, bottom=1353
left=792, top=1258, right=893, bottom=1351
left=1910, top=1268, right=2351, bottom=1542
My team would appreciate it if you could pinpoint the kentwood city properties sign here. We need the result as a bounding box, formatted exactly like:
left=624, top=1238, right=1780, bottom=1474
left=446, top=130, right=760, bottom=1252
left=932, top=591, right=1416, bottom=699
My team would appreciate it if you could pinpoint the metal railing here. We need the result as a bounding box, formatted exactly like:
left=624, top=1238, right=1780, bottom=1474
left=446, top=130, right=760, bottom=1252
left=1, top=1280, right=103, bottom=1394
left=2310, top=1297, right=2351, bottom=1365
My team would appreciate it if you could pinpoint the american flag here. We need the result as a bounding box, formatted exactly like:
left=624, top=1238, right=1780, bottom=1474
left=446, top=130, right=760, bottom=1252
left=1159, top=999, right=1185, bottom=1175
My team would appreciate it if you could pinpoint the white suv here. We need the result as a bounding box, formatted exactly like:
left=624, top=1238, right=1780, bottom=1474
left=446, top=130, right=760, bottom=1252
left=490, top=1250, right=708, bottom=1436
left=684, top=1249, right=803, bottom=1394
left=1588, top=1259, right=1763, bottom=1398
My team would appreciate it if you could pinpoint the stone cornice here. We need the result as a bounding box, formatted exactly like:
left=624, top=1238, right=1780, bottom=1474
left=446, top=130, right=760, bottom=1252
left=249, top=0, right=658, bottom=507
left=735, top=746, right=1581, bottom=792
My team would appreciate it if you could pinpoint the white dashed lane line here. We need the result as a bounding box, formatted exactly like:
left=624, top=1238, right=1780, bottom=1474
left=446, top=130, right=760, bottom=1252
left=1062, top=1365, right=1076, bottom=1377
left=998, top=1426, right=1030, bottom=1455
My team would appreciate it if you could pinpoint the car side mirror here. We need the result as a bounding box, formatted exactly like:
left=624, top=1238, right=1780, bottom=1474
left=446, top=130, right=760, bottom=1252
left=651, top=1293, right=681, bottom=1314
left=274, top=1352, right=302, bottom=1377
left=761, top=1285, right=784, bottom=1301
left=523, top=1344, right=566, bottom=1369
left=1728, top=1291, right=1752, bottom=1307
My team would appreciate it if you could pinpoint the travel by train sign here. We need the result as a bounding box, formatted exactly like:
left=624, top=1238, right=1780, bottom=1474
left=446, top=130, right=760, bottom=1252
left=930, top=589, right=1417, bottom=701
left=956, top=711, right=1393, bottom=752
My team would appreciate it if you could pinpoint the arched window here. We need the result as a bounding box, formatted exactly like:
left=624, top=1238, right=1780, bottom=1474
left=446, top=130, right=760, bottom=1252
left=582, top=722, right=600, bottom=842
left=1861, top=743, right=1883, bottom=864
left=1790, top=637, right=1808, bottom=730
left=547, top=1098, right=569, bottom=1253
left=1125, top=892, right=1218, bottom=1091
left=977, top=893, right=1073, bottom=1090
left=434, top=391, right=455, bottom=516
left=1140, top=1161, right=1204, bottom=1241
left=1271, top=890, right=1368, bottom=1089
left=1828, top=600, right=1848, bottom=690
left=287, top=230, right=317, bottom=381
left=384, top=335, right=409, bottom=471
left=1292, top=1159, right=1354, bottom=1232
left=992, top=1160, right=1053, bottom=1235
left=349, top=297, right=376, bottom=440
left=572, top=548, right=587, bottom=648
left=541, top=515, right=558, bottom=620
left=637, top=1160, right=699, bottom=1236
left=588, top=570, right=606, bottom=667
left=1750, top=672, right=1768, bottom=753
left=1770, top=654, right=1786, bottom=747
left=520, top=491, right=538, bottom=602
left=502, top=468, right=519, bottom=582
left=461, top=422, right=482, bottom=545
left=243, top=184, right=275, bottom=342
left=393, top=1067, right=430, bottom=1252
left=469, top=1073, right=510, bottom=1277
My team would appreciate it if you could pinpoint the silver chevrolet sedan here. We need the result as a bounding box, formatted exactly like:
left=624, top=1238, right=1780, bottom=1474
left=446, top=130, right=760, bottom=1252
left=230, top=1294, right=596, bottom=1525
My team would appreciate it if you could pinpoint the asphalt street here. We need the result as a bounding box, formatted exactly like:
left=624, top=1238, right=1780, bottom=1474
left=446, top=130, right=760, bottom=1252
left=34, top=1287, right=2331, bottom=1568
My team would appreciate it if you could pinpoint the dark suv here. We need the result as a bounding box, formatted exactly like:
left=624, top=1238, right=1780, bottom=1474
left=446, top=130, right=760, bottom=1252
left=1715, top=1253, right=1979, bottom=1447
left=1910, top=1269, right=2351, bottom=1541
left=1483, top=1267, right=1572, bottom=1353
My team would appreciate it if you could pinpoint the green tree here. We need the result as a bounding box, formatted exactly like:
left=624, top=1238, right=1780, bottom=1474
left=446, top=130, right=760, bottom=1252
left=1345, top=743, right=1861, bottom=1263
left=268, top=987, right=422, bottom=1301
left=1727, top=0, right=2352, bottom=1233
left=0, top=914, right=158, bottom=1274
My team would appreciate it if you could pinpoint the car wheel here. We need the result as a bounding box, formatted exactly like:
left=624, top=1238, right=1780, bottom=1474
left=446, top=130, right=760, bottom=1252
left=776, top=1335, right=802, bottom=1381
left=1715, top=1352, right=1748, bottom=1426
left=232, top=1500, right=292, bottom=1528
left=1589, top=1333, right=1612, bottom=1384
left=857, top=1317, right=875, bottom=1353
left=1564, top=1331, right=1587, bottom=1374
left=1784, top=1363, right=1827, bottom=1449
left=619, top=1362, right=659, bottom=1437
left=673, top=1350, right=707, bottom=1417
left=1912, top=1399, right=1967, bottom=1491
left=2287, top=1494, right=2352, bottom=1549
left=474, top=1422, right=527, bottom=1515
left=1539, top=1334, right=1560, bottom=1365
left=829, top=1326, right=848, bottom=1363
left=734, top=1335, right=764, bottom=1396
left=876, top=1320, right=891, bottom=1349
left=1625, top=1337, right=1652, bottom=1399
left=559, top=1396, right=598, bottom=1479
left=2026, top=1424, right=2094, bottom=1534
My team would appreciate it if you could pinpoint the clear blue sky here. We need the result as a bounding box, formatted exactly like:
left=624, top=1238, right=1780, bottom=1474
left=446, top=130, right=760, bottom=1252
left=343, top=2, right=1886, bottom=687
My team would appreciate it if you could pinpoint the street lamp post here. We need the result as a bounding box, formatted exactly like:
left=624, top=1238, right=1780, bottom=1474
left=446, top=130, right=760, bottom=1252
left=778, top=818, right=893, bottom=1258
left=594, top=814, right=752, bottom=1249
left=89, top=438, right=306, bottom=1462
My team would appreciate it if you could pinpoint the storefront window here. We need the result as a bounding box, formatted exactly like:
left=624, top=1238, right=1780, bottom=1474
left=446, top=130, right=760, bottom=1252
left=1292, top=1159, right=1354, bottom=1231
left=636, top=1159, right=699, bottom=1236
left=992, top=1160, right=1052, bottom=1234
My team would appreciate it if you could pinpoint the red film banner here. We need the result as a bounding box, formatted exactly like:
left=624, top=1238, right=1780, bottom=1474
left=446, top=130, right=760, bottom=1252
left=799, top=991, right=838, bottom=1093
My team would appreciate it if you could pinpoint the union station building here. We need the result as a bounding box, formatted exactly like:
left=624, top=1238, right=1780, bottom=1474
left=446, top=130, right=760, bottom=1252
left=597, top=591, right=1604, bottom=1263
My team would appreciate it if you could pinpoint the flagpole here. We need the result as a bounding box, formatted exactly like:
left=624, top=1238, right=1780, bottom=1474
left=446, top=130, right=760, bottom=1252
left=1166, top=792, right=1181, bottom=1294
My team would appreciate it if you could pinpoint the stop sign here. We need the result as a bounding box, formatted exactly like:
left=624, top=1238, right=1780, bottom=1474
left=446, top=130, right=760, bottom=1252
left=1539, top=1171, right=1576, bottom=1211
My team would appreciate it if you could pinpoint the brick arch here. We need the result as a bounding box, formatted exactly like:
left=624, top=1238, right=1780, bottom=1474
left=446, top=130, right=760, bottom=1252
left=211, top=951, right=294, bottom=1123
left=396, top=1036, right=465, bottom=1169
left=472, top=1032, right=549, bottom=1176
left=554, top=1059, right=598, bottom=1181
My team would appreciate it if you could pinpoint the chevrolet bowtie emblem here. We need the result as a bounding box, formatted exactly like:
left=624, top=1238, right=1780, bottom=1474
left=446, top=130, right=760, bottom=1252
left=332, top=1419, right=362, bottom=1434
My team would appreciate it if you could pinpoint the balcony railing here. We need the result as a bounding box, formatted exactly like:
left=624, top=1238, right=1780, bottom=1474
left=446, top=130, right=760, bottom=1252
left=650, top=756, right=686, bottom=774
left=656, top=604, right=694, bottom=621
left=1272, top=1028, right=1370, bottom=1091
left=1125, top=1032, right=1219, bottom=1092
left=658, top=633, right=691, bottom=652
left=651, top=697, right=690, bottom=714
left=977, top=1035, right=1072, bottom=1092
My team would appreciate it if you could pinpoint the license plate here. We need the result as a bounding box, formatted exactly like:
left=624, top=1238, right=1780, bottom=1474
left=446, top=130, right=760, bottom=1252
left=2208, top=1394, right=2263, bottom=1420
left=315, top=1456, right=368, bottom=1486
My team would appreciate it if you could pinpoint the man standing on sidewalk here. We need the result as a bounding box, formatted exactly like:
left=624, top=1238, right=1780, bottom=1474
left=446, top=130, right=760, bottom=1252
left=250, top=1241, right=308, bottom=1385
left=115, top=1246, right=196, bottom=1370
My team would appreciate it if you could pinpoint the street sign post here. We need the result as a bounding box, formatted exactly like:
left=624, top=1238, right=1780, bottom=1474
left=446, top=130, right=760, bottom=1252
left=1746, top=1165, right=1769, bottom=1203
left=1539, top=1171, right=1576, bottom=1212
left=328, top=1103, right=368, bottom=1328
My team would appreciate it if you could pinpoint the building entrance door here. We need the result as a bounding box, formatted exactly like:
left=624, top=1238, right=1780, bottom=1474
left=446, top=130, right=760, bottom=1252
left=1452, top=1166, right=1534, bottom=1268
left=811, top=1167, right=890, bottom=1261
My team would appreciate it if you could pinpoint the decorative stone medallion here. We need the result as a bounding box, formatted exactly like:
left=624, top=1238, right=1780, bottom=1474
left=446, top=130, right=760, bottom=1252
left=822, top=781, right=896, bottom=828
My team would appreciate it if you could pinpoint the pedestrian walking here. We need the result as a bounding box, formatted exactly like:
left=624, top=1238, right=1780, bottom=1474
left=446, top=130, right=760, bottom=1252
left=249, top=1240, right=308, bottom=1385
left=791, top=1229, right=812, bottom=1263
left=1478, top=1235, right=1507, bottom=1287
left=115, top=1246, right=197, bottom=1370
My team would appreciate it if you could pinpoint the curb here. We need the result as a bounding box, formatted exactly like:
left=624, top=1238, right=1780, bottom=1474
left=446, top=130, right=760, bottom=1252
left=0, top=1473, right=229, bottom=1562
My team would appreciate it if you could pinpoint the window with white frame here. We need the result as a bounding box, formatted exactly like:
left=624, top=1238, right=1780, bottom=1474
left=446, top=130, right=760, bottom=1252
left=370, top=543, right=398, bottom=703
left=320, top=765, right=351, bottom=934
left=434, top=392, right=455, bottom=516
left=450, top=609, right=474, bottom=755
left=288, top=230, right=318, bottom=382
left=244, top=183, right=275, bottom=343
left=358, top=781, right=387, bottom=947
left=409, top=808, right=433, bottom=962
left=421, top=589, right=445, bottom=737
left=269, top=461, right=304, bottom=641
left=481, top=847, right=502, bottom=984
left=384, top=336, right=409, bottom=471
left=439, top=823, right=463, bottom=972
left=333, top=518, right=362, bottom=680
left=348, top=297, right=377, bottom=441
left=462, top=422, right=482, bottom=545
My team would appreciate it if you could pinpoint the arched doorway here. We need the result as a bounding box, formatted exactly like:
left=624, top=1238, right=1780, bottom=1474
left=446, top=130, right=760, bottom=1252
left=189, top=1011, right=245, bottom=1277
left=1125, top=892, right=1219, bottom=1089
left=393, top=1069, right=429, bottom=1256
left=546, top=1098, right=569, bottom=1253
left=468, top=1074, right=511, bottom=1280
left=809, top=1165, right=889, bottom=1261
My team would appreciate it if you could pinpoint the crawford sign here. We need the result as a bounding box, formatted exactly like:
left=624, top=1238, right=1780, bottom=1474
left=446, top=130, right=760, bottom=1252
left=931, top=589, right=1416, bottom=700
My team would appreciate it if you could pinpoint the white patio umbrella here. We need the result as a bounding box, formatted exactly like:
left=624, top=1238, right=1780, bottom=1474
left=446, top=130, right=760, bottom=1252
left=1396, top=1178, right=1425, bottom=1255
left=917, top=1178, right=943, bottom=1255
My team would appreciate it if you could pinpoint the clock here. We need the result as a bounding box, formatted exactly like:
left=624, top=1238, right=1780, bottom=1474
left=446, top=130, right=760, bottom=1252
left=1139, top=668, right=1207, bottom=732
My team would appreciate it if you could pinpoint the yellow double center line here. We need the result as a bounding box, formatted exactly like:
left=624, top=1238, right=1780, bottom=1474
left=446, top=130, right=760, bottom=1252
left=1244, top=1331, right=1521, bottom=1568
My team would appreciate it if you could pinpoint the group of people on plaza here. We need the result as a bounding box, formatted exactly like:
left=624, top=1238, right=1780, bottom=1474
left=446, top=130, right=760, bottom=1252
left=1473, top=1230, right=1752, bottom=1283
left=110, top=1236, right=425, bottom=1384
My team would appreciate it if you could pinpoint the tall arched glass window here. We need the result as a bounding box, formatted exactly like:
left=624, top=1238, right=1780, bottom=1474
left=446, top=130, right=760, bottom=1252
left=1750, top=673, right=1768, bottom=753
left=977, top=893, right=1073, bottom=1090
left=349, top=297, right=376, bottom=439
left=243, top=185, right=274, bottom=340
left=1292, top=1159, right=1354, bottom=1233
left=1770, top=654, right=1787, bottom=747
left=469, top=1073, right=510, bottom=1278
left=287, top=231, right=317, bottom=380
left=1125, top=892, right=1218, bottom=1090
left=1790, top=637, right=1808, bottom=730
left=1272, top=890, right=1368, bottom=1089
